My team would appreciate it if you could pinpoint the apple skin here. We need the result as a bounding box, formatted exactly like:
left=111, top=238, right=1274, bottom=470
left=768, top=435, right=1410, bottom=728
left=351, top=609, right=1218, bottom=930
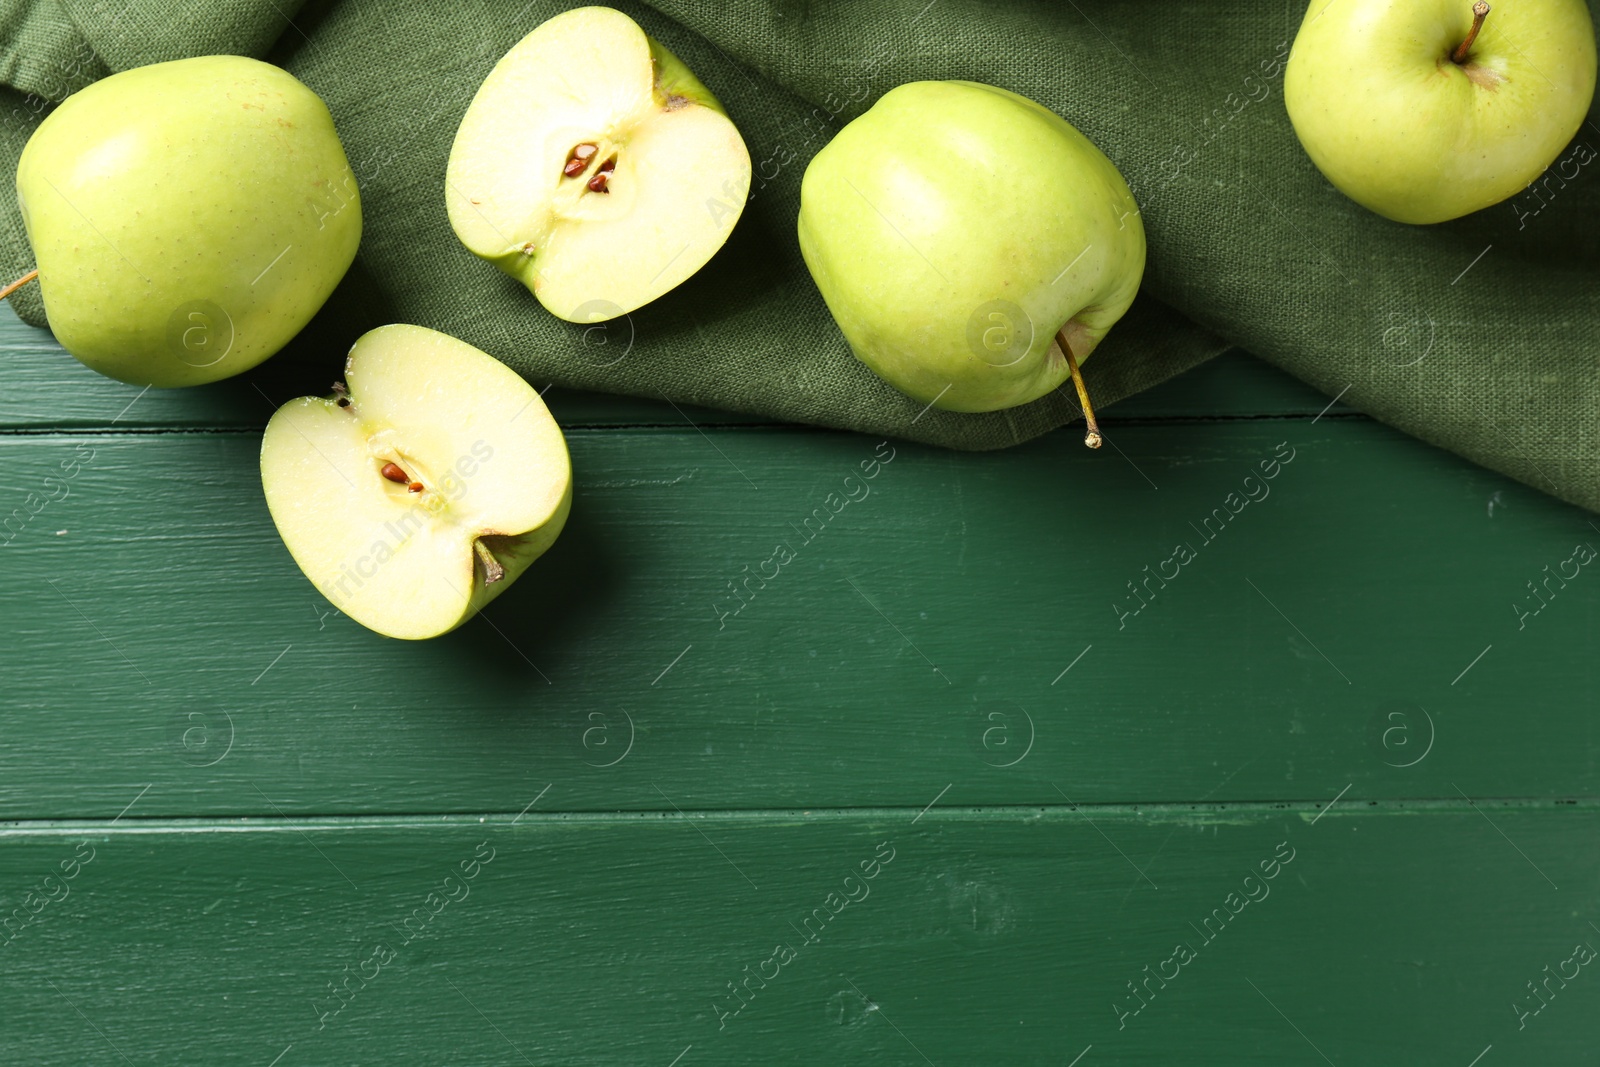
left=648, top=36, right=729, bottom=118
left=16, top=55, right=361, bottom=386
left=797, top=80, right=1145, bottom=414
left=1285, top=0, right=1597, bottom=224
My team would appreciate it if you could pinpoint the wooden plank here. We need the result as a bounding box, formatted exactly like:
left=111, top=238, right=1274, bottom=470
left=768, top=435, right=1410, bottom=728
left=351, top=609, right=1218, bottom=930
left=0, top=414, right=1592, bottom=819
left=0, top=305, right=1341, bottom=432
left=0, top=806, right=1594, bottom=1064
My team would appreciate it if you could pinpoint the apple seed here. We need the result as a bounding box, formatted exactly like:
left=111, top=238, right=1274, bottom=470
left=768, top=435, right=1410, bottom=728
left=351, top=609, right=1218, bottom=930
left=587, top=156, right=617, bottom=193
left=380, top=462, right=410, bottom=484
left=564, top=142, right=599, bottom=177
left=407, top=481, right=425, bottom=493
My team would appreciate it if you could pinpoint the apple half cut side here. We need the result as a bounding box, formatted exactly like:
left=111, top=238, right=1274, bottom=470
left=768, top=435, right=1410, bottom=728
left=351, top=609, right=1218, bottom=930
left=445, top=5, right=752, bottom=322
left=260, top=325, right=572, bottom=640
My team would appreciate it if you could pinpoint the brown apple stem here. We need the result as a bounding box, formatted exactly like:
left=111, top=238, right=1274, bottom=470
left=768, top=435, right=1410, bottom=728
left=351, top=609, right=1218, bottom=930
left=1452, top=2, right=1490, bottom=64
left=0, top=268, right=38, bottom=301
left=1056, top=327, right=1102, bottom=449
left=474, top=539, right=506, bottom=586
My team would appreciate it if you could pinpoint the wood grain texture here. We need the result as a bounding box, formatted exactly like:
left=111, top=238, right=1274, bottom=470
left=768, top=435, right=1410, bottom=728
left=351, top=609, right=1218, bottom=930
left=0, top=306, right=1587, bottom=1067
left=1, top=806, right=1595, bottom=1065
left=0, top=414, right=1591, bottom=819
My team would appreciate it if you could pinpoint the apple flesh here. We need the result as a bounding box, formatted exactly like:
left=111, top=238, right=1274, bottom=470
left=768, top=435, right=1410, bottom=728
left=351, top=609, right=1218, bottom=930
left=446, top=5, right=751, bottom=322
left=797, top=80, right=1145, bottom=415
left=15, top=55, right=361, bottom=386
left=260, top=325, right=571, bottom=641
left=1285, top=0, right=1597, bottom=224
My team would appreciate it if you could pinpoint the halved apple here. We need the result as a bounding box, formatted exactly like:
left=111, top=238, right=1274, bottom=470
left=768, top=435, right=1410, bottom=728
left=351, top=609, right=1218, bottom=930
left=260, top=325, right=571, bottom=640
left=445, top=5, right=751, bottom=322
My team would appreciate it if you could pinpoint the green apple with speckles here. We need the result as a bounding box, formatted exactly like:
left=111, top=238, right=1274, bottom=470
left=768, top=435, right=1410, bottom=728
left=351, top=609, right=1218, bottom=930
left=14, top=55, right=361, bottom=386
left=1285, top=0, right=1597, bottom=224
left=797, top=80, right=1145, bottom=419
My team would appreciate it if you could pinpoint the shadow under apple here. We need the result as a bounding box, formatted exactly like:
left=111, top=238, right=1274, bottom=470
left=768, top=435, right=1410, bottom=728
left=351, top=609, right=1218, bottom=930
left=189, top=258, right=400, bottom=427
left=431, top=483, right=620, bottom=704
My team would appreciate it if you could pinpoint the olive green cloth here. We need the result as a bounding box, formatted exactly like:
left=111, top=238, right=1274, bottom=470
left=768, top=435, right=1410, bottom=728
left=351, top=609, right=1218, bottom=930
left=2, top=1, right=1597, bottom=512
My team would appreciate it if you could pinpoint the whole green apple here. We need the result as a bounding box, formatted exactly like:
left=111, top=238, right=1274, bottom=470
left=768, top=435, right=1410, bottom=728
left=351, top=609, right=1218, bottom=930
left=797, top=80, right=1145, bottom=424
left=15, top=55, right=361, bottom=386
left=1285, top=0, right=1596, bottom=224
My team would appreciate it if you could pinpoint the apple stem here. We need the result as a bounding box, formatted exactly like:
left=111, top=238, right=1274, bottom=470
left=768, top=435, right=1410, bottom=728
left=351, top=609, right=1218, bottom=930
left=1056, top=327, right=1103, bottom=449
left=0, top=268, right=39, bottom=301
left=1452, top=2, right=1490, bottom=64
left=474, top=539, right=506, bottom=586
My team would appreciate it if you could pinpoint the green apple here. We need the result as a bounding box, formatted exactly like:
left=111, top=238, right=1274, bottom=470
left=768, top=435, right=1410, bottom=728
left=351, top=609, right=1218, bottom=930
left=797, top=80, right=1145, bottom=429
left=446, top=6, right=751, bottom=323
left=260, top=325, right=571, bottom=641
left=14, top=55, right=361, bottom=386
left=1285, top=0, right=1597, bottom=224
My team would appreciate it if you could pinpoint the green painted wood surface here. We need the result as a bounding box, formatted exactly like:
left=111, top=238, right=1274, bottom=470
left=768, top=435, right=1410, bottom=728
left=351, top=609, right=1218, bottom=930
left=1, top=307, right=1596, bottom=1063
left=3, top=807, right=1596, bottom=1065
left=0, top=406, right=1593, bottom=818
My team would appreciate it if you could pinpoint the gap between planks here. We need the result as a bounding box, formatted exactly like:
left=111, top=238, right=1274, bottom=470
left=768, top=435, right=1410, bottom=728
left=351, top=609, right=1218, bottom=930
left=0, top=410, right=1369, bottom=439
left=1, top=795, right=1595, bottom=833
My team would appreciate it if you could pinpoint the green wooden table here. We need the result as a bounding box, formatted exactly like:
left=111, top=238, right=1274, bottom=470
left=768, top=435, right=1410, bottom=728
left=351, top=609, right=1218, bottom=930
left=2, top=303, right=1596, bottom=1065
